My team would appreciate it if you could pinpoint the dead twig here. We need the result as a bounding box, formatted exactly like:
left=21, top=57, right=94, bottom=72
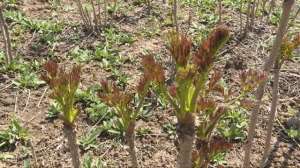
left=21, top=89, right=31, bottom=113
left=37, top=88, right=48, bottom=108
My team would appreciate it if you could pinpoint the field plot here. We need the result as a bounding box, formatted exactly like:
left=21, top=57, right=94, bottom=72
left=0, top=0, right=299, bottom=168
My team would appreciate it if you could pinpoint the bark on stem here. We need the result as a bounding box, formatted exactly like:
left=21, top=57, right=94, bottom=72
left=173, top=0, right=179, bottom=32
left=176, top=113, right=195, bottom=168
left=260, top=60, right=280, bottom=167
left=267, top=0, right=276, bottom=23
left=244, top=0, right=252, bottom=36
left=243, top=0, right=295, bottom=167
left=0, top=6, right=13, bottom=64
left=63, top=124, right=80, bottom=168
left=125, top=121, right=138, bottom=168
left=250, top=0, right=257, bottom=30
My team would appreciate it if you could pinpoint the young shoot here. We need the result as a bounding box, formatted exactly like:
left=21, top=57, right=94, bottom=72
left=41, top=61, right=81, bottom=168
left=98, top=75, right=150, bottom=168
left=142, top=26, right=230, bottom=168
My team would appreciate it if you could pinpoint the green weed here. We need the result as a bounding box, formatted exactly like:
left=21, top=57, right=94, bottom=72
left=217, top=107, right=248, bottom=141
left=80, top=127, right=104, bottom=151
left=0, top=118, right=28, bottom=150
left=82, top=153, right=104, bottom=168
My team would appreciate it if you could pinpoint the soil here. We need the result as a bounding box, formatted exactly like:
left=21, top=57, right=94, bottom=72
left=0, top=0, right=299, bottom=168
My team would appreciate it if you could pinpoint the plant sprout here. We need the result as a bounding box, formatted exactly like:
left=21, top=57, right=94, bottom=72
left=142, top=26, right=230, bottom=168
left=98, top=75, right=150, bottom=168
left=143, top=26, right=267, bottom=168
left=41, top=60, right=81, bottom=168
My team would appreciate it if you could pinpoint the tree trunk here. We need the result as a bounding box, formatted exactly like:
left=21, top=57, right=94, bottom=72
left=125, top=121, right=138, bottom=168
left=63, top=124, right=80, bottom=168
left=243, top=0, right=295, bottom=167
left=176, top=113, right=195, bottom=168
left=260, top=60, right=280, bottom=167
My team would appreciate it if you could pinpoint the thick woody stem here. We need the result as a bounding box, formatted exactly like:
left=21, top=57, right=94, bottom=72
left=176, top=113, right=195, bottom=168
left=125, top=121, right=138, bottom=168
left=63, top=123, right=80, bottom=168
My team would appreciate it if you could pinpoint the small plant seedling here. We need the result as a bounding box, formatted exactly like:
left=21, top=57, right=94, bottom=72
left=13, top=71, right=44, bottom=89
left=103, top=27, right=135, bottom=46
left=136, top=127, right=151, bottom=137
left=217, top=107, right=248, bottom=141
left=46, top=101, right=61, bottom=120
left=80, top=127, right=104, bottom=151
left=69, top=46, right=93, bottom=63
left=102, top=117, right=126, bottom=137
left=162, top=122, right=176, bottom=138
left=0, top=118, right=28, bottom=150
left=82, top=153, right=104, bottom=168
left=287, top=128, right=300, bottom=139
left=75, top=84, right=102, bottom=105
left=86, top=102, right=112, bottom=123
left=41, top=61, right=81, bottom=168
left=98, top=76, right=150, bottom=167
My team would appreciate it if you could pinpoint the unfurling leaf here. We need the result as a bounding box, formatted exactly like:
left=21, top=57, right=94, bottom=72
left=41, top=61, right=81, bottom=125
left=142, top=55, right=165, bottom=84
left=99, top=80, right=133, bottom=108
left=280, top=33, right=300, bottom=63
left=240, top=69, right=267, bottom=93
left=193, top=26, right=229, bottom=72
left=167, top=31, right=192, bottom=67
left=240, top=99, right=256, bottom=110
left=197, top=98, right=217, bottom=115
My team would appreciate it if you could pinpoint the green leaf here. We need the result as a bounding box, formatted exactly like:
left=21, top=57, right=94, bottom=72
left=66, top=108, right=79, bottom=124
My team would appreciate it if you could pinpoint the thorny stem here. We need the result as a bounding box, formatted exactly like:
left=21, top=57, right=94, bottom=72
left=243, top=0, right=295, bottom=167
left=176, top=113, right=195, bottom=168
left=125, top=121, right=138, bottom=168
left=260, top=60, right=281, bottom=167
left=0, top=5, right=13, bottom=64
left=173, top=0, right=179, bottom=32
left=63, top=123, right=80, bottom=168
